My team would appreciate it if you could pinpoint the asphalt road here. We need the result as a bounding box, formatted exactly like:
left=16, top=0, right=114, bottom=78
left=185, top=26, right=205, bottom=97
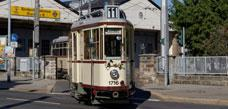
left=0, top=90, right=228, bottom=109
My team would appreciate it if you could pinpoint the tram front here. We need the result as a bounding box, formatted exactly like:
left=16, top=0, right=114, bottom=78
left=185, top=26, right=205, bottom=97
left=69, top=5, right=135, bottom=104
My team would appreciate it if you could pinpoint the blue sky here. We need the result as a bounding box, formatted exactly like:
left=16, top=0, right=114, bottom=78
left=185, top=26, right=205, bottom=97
left=154, top=0, right=162, bottom=6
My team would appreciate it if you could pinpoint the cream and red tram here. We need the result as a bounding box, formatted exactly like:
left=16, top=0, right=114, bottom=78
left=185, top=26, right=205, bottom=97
left=68, top=5, right=135, bottom=104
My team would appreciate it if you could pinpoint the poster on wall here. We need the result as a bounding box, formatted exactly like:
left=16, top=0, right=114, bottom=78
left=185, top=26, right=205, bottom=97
left=0, top=35, right=7, bottom=70
left=4, top=46, right=15, bottom=58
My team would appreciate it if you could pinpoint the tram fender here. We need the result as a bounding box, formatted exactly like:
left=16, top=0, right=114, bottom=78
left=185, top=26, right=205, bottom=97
left=77, top=83, right=87, bottom=94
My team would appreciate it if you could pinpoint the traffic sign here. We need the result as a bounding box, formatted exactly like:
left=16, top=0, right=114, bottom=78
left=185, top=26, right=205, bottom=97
left=10, top=42, right=18, bottom=48
left=11, top=33, right=18, bottom=42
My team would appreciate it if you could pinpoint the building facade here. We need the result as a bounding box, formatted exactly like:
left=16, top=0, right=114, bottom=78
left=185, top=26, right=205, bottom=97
left=119, top=0, right=162, bottom=67
left=0, top=0, right=177, bottom=67
left=0, top=0, right=79, bottom=56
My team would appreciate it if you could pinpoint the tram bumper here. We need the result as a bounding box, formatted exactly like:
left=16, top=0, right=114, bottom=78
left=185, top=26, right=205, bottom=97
left=95, top=90, right=129, bottom=99
left=95, top=90, right=130, bottom=104
left=93, top=86, right=130, bottom=103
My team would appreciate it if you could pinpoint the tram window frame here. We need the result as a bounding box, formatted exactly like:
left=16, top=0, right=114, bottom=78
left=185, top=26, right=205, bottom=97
left=99, top=28, right=104, bottom=59
left=73, top=32, right=77, bottom=58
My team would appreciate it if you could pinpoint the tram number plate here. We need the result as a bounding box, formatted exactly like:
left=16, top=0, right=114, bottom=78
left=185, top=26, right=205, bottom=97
left=109, top=81, right=119, bottom=85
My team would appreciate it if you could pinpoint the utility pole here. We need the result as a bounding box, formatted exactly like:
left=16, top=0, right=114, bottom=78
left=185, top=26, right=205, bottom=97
left=111, top=0, right=115, bottom=5
left=79, top=0, right=81, bottom=18
left=182, top=27, right=186, bottom=75
left=7, top=0, right=11, bottom=82
left=182, top=27, right=185, bottom=58
left=33, top=0, right=40, bottom=80
left=88, top=0, right=91, bottom=16
left=161, top=0, right=169, bottom=86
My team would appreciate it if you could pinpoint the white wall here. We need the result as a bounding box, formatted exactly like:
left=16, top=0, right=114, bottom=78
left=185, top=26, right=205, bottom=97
left=120, top=0, right=160, bottom=30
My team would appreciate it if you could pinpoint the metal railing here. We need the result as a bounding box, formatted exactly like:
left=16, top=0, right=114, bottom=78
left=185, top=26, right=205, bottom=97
left=0, top=57, right=40, bottom=81
left=16, top=57, right=40, bottom=72
left=156, top=56, right=228, bottom=75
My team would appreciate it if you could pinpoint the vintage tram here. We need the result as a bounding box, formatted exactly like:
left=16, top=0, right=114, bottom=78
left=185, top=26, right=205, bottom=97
left=68, top=5, right=135, bottom=104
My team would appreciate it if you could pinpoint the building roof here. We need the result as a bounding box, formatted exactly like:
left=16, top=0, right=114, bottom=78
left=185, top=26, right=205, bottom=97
left=69, top=0, right=160, bottom=11
left=66, top=0, right=161, bottom=30
left=0, top=0, right=79, bottom=23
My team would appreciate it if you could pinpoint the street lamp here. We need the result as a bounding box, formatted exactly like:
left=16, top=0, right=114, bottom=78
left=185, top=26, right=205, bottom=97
left=7, top=0, right=11, bottom=82
left=33, top=0, right=40, bottom=79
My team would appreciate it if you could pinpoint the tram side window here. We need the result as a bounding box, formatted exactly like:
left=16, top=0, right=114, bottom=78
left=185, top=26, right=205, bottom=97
left=52, top=42, right=68, bottom=56
left=105, top=35, right=122, bottom=57
left=84, top=30, right=90, bottom=59
left=93, top=29, right=99, bottom=59
left=84, top=29, right=100, bottom=59
left=126, top=29, right=130, bottom=56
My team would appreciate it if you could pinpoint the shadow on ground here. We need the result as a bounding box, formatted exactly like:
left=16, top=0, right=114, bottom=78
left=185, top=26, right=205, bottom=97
left=0, top=96, right=50, bottom=109
left=51, top=80, right=70, bottom=93
left=0, top=80, right=32, bottom=90
left=96, top=88, right=151, bottom=109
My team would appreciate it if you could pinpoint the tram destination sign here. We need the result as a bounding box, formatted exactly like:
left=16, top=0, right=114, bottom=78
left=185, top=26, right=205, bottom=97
left=11, top=6, right=60, bottom=19
left=105, top=29, right=122, bottom=35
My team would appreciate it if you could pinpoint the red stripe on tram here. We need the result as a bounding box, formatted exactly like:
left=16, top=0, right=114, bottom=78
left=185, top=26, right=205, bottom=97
left=81, top=84, right=129, bottom=91
left=70, top=60, right=106, bottom=64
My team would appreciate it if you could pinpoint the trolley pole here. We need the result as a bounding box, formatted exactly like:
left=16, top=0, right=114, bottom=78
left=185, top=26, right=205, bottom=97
left=7, top=0, right=11, bottom=82
left=161, top=0, right=169, bottom=86
left=33, top=0, right=40, bottom=80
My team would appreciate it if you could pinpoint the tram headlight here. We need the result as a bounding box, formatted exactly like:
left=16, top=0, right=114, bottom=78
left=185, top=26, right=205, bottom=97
left=110, top=69, right=119, bottom=80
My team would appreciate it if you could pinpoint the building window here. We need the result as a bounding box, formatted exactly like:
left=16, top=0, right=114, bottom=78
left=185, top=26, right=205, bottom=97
left=41, top=40, right=50, bottom=55
left=146, top=43, right=153, bottom=53
left=16, top=38, right=25, bottom=52
left=139, top=12, right=143, bottom=19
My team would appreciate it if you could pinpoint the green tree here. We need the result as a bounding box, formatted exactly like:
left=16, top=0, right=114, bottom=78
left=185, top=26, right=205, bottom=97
left=170, top=0, right=228, bottom=56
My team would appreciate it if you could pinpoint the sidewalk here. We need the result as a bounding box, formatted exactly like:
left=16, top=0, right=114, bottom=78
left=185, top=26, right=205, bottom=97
left=0, top=79, right=56, bottom=93
left=142, top=84, right=228, bottom=106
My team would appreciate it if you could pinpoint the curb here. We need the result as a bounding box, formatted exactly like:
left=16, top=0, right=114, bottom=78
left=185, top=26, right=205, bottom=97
left=151, top=91, right=228, bottom=106
left=9, top=87, right=48, bottom=93
left=8, top=81, right=56, bottom=94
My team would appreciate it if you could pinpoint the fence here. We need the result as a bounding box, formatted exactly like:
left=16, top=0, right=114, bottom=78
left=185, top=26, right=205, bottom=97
left=16, top=57, right=40, bottom=72
left=0, top=57, right=40, bottom=81
left=0, top=56, right=66, bottom=81
left=157, top=56, right=228, bottom=75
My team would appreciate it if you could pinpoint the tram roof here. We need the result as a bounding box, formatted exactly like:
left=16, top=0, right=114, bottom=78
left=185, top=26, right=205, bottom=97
left=71, top=6, right=133, bottom=31
left=53, top=36, right=68, bottom=43
left=69, top=0, right=160, bottom=11
left=71, top=17, right=132, bottom=31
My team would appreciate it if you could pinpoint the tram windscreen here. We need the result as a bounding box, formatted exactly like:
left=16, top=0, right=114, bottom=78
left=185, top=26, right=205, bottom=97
left=105, top=35, right=122, bottom=57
